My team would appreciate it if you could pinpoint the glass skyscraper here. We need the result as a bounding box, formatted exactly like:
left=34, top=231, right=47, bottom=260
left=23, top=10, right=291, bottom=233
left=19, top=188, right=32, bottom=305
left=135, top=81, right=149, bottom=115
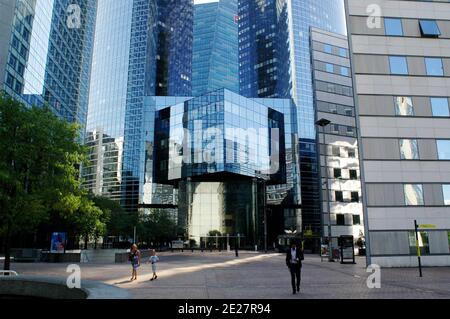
left=83, top=0, right=193, bottom=212
left=192, top=0, right=239, bottom=96
left=0, top=0, right=97, bottom=136
left=238, top=0, right=346, bottom=138
left=238, top=0, right=347, bottom=249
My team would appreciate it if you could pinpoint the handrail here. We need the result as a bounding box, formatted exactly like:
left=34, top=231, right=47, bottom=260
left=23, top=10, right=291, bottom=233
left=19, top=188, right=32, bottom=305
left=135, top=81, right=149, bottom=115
left=0, top=270, right=19, bottom=276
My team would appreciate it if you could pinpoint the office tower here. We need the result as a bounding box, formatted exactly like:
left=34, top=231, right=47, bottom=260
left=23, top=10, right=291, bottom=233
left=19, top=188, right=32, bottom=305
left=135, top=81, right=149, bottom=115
left=310, top=27, right=363, bottom=252
left=142, top=88, right=297, bottom=247
left=346, top=0, right=450, bottom=266
left=238, top=0, right=346, bottom=137
left=0, top=0, right=97, bottom=134
left=238, top=0, right=347, bottom=248
left=192, top=0, right=239, bottom=96
left=83, top=0, right=193, bottom=212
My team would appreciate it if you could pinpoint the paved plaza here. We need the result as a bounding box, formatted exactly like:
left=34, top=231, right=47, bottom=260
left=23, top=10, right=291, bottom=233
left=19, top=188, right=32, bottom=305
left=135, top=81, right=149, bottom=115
left=8, top=252, right=450, bottom=299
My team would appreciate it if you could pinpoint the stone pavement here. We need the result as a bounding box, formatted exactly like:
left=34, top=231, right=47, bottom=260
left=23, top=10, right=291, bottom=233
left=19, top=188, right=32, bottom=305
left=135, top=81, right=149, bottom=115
left=9, top=252, right=450, bottom=299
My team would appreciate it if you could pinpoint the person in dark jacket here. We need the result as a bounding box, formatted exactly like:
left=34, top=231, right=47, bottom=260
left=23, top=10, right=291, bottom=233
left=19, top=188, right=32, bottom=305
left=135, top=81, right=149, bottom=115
left=286, top=242, right=304, bottom=294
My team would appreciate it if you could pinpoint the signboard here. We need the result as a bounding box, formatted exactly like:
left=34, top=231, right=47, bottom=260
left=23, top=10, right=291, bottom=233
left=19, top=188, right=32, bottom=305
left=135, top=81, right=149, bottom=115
left=171, top=240, right=184, bottom=249
left=419, top=224, right=436, bottom=229
left=50, top=232, right=66, bottom=253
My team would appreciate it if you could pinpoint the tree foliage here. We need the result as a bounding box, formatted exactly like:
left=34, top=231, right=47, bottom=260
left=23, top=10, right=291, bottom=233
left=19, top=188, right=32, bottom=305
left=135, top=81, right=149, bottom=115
left=0, top=94, right=106, bottom=269
left=91, top=195, right=135, bottom=238
left=139, top=209, right=179, bottom=246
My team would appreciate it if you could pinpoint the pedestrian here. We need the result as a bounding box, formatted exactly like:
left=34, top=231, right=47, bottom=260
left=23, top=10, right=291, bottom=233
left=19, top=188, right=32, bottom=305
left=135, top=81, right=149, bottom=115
left=147, top=249, right=159, bottom=281
left=286, top=242, right=304, bottom=294
left=129, top=244, right=141, bottom=281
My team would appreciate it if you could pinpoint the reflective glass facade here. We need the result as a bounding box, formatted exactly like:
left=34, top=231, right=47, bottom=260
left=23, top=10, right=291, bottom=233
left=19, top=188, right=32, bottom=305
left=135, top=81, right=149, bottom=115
left=83, top=0, right=193, bottom=212
left=238, top=0, right=346, bottom=138
left=140, top=89, right=297, bottom=246
left=0, top=0, right=97, bottom=137
left=192, top=0, right=239, bottom=96
left=83, top=0, right=134, bottom=201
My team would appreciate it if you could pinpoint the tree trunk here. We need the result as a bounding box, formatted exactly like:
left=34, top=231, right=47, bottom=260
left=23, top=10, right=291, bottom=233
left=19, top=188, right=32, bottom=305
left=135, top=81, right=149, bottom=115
left=84, top=234, right=88, bottom=250
left=3, top=226, right=11, bottom=271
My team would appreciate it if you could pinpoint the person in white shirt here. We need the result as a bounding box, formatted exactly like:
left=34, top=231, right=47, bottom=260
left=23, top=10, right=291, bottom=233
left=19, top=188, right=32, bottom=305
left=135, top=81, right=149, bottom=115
left=147, top=249, right=160, bottom=281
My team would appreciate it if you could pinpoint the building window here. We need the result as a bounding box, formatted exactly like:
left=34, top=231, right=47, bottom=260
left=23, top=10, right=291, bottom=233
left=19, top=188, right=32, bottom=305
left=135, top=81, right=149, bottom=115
left=389, top=56, right=408, bottom=75
left=5, top=72, right=14, bottom=87
left=419, top=20, right=441, bottom=38
left=351, top=192, right=360, bottom=202
left=338, top=48, right=348, bottom=58
left=324, top=44, right=332, bottom=54
left=385, top=18, right=403, bottom=36
left=336, top=214, right=345, bottom=225
left=408, top=231, right=430, bottom=255
left=425, top=58, right=444, bottom=76
left=341, top=67, right=349, bottom=77
left=326, top=63, right=334, bottom=73
left=331, top=146, right=340, bottom=157
left=431, top=98, right=450, bottom=117
left=442, top=185, right=450, bottom=205
left=399, top=139, right=419, bottom=160
left=395, top=96, right=414, bottom=116
left=404, top=184, right=424, bottom=206
left=334, top=168, right=342, bottom=179
left=348, top=148, right=356, bottom=158
left=437, top=140, right=450, bottom=160
left=335, top=191, right=344, bottom=202
left=353, top=215, right=361, bottom=225
left=349, top=170, right=358, bottom=180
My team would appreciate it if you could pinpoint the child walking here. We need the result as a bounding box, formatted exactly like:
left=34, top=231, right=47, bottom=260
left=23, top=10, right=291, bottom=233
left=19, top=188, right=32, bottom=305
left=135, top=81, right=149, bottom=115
left=147, top=249, right=159, bottom=281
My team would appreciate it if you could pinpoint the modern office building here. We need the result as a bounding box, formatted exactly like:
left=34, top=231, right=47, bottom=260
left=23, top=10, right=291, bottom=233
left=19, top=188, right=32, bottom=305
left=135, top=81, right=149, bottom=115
left=0, top=0, right=97, bottom=135
left=310, top=27, right=364, bottom=252
left=192, top=0, right=239, bottom=96
left=238, top=0, right=347, bottom=245
left=83, top=0, right=193, bottom=212
left=140, top=88, right=298, bottom=247
left=346, top=0, right=450, bottom=266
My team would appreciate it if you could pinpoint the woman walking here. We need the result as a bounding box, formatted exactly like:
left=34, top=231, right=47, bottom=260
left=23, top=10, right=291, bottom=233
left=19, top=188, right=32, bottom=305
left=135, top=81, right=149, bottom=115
left=129, top=244, right=141, bottom=281
left=147, top=249, right=159, bottom=281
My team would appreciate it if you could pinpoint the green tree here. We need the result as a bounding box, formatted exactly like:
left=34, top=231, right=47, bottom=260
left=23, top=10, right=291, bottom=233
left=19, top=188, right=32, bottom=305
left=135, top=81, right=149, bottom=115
left=91, top=195, right=136, bottom=240
left=140, top=209, right=178, bottom=247
left=0, top=94, right=101, bottom=269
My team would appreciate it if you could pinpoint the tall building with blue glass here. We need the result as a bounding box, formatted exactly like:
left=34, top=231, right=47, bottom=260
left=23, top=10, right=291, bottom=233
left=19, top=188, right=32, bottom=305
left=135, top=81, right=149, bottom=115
left=0, top=0, right=97, bottom=136
left=238, top=0, right=347, bottom=248
left=83, top=0, right=193, bottom=212
left=192, top=0, right=239, bottom=96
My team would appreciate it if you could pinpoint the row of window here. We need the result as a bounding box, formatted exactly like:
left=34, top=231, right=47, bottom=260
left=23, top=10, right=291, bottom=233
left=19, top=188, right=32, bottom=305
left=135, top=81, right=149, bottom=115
left=385, top=184, right=450, bottom=206
left=314, top=41, right=349, bottom=59
left=394, top=96, right=450, bottom=117
left=333, top=190, right=360, bottom=203
left=385, top=17, right=441, bottom=38
left=333, top=168, right=358, bottom=180
left=389, top=56, right=445, bottom=76
left=398, top=139, right=450, bottom=160
left=315, top=60, right=350, bottom=77
left=323, top=145, right=357, bottom=158
left=334, top=214, right=361, bottom=226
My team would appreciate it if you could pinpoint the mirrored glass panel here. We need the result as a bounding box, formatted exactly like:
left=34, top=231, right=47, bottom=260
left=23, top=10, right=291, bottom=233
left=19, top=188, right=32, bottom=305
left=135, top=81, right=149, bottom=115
left=404, top=184, right=424, bottom=206
left=431, top=98, right=450, bottom=117
left=395, top=96, right=414, bottom=116
left=437, top=140, right=450, bottom=160
left=399, top=139, right=419, bottom=160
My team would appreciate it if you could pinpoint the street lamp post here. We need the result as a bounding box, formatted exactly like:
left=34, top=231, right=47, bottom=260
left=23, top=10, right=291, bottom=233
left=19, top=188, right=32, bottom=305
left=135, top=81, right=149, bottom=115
left=315, top=118, right=334, bottom=262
